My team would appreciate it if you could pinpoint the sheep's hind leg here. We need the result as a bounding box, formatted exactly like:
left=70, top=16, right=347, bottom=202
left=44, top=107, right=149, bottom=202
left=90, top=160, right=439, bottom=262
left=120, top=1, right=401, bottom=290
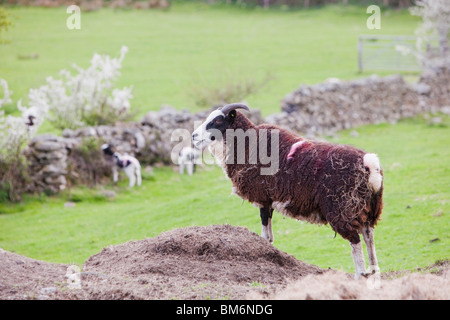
left=350, top=239, right=367, bottom=280
left=362, top=225, right=380, bottom=274
left=136, top=166, right=142, bottom=186
left=260, top=207, right=274, bottom=243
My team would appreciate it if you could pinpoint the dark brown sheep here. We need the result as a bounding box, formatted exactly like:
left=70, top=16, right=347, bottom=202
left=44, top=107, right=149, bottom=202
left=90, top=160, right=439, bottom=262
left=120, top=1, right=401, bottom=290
left=192, top=103, right=383, bottom=279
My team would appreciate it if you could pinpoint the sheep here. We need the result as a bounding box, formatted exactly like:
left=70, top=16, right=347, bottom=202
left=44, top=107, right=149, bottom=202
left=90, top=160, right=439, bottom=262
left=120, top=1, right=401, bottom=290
left=101, top=144, right=142, bottom=187
left=178, top=146, right=201, bottom=175
left=192, top=103, right=383, bottom=279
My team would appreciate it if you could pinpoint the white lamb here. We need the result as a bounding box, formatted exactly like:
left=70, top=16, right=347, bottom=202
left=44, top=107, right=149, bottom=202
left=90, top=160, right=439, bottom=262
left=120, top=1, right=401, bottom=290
left=178, top=146, right=201, bottom=176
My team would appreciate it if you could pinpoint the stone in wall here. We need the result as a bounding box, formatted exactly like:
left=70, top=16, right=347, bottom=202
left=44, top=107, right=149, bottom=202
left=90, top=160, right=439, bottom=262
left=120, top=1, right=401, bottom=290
left=419, top=67, right=450, bottom=108
left=24, top=134, right=70, bottom=193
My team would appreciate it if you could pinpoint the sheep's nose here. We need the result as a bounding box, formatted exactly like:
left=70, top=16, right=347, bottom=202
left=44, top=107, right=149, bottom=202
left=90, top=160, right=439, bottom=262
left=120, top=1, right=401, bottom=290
left=192, top=132, right=198, bottom=140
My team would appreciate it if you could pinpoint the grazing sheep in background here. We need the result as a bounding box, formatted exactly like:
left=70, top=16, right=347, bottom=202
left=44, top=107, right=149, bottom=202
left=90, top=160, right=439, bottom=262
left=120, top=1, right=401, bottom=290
left=102, top=144, right=142, bottom=187
left=192, top=103, right=383, bottom=280
left=178, top=146, right=201, bottom=175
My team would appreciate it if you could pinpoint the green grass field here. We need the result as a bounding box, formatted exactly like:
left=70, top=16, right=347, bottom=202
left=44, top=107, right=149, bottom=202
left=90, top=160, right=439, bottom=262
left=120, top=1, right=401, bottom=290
left=0, top=3, right=420, bottom=119
left=1, top=115, right=449, bottom=272
left=0, top=3, right=447, bottom=274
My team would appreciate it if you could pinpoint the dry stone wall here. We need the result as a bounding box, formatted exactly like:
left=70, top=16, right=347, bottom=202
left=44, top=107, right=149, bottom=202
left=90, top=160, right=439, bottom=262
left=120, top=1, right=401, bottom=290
left=23, top=69, right=449, bottom=193
left=266, top=68, right=450, bottom=137
left=24, top=106, right=263, bottom=193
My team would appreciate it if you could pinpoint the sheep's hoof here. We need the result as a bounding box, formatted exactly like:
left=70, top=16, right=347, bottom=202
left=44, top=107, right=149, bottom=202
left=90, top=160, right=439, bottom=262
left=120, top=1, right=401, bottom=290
left=260, top=235, right=274, bottom=245
left=354, top=270, right=380, bottom=281
left=361, top=273, right=370, bottom=278
left=368, top=265, right=380, bottom=274
left=354, top=272, right=369, bottom=280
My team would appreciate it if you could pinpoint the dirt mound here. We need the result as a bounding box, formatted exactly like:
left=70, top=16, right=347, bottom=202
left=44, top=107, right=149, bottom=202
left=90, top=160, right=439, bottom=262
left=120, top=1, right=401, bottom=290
left=0, top=225, right=322, bottom=300
left=0, top=248, right=69, bottom=300
left=73, top=224, right=322, bottom=299
left=250, top=267, right=450, bottom=300
left=1, top=225, right=448, bottom=300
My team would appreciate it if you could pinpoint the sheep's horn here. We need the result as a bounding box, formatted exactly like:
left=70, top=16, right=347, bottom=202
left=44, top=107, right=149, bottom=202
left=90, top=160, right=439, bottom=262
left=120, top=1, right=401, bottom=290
left=220, top=103, right=250, bottom=115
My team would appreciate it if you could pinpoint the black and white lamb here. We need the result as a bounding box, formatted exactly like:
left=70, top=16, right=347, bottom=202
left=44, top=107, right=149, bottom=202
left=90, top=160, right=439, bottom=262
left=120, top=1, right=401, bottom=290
left=192, top=103, right=383, bottom=279
left=102, top=144, right=142, bottom=187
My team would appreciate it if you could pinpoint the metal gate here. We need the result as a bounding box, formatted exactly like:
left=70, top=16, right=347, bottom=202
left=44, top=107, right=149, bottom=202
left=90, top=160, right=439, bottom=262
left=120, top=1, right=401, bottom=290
left=358, top=35, right=422, bottom=72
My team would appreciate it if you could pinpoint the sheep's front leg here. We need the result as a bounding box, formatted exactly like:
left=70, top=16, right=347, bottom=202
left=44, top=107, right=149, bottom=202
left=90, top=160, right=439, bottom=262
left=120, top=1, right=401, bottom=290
left=179, top=162, right=185, bottom=175
left=260, top=207, right=274, bottom=243
left=187, top=163, right=194, bottom=176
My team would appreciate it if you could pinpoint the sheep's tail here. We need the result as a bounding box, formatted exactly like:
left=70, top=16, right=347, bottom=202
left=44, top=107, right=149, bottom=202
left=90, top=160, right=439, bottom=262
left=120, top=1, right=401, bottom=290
left=368, top=185, right=383, bottom=226
left=364, top=153, right=383, bottom=225
left=363, top=153, right=382, bottom=193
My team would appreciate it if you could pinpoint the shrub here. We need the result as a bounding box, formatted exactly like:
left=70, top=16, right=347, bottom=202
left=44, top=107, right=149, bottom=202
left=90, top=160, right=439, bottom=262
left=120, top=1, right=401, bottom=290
left=26, top=46, right=133, bottom=130
left=0, top=79, right=39, bottom=202
left=190, top=71, right=273, bottom=108
left=0, top=157, right=30, bottom=202
left=0, top=7, right=13, bottom=44
left=66, top=137, right=112, bottom=187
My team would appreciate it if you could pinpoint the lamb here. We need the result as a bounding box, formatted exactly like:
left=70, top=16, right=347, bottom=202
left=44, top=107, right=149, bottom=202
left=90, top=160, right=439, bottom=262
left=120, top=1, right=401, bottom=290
left=178, top=146, right=201, bottom=175
left=192, top=103, right=383, bottom=279
left=101, top=144, right=142, bottom=187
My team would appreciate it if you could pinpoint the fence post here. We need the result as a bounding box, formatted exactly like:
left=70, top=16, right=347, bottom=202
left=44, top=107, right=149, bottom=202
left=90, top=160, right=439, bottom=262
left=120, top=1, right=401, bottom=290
left=358, top=36, right=363, bottom=73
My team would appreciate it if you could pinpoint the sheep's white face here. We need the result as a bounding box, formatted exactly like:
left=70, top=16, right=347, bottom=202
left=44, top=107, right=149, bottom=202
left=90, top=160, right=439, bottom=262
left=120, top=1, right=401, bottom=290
left=192, top=109, right=227, bottom=149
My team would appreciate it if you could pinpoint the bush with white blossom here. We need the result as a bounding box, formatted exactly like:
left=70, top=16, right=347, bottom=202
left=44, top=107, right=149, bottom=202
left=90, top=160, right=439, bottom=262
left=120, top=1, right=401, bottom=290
left=27, top=46, right=133, bottom=130
left=0, top=79, right=41, bottom=201
left=410, top=0, right=450, bottom=70
left=0, top=79, right=40, bottom=163
left=0, top=46, right=132, bottom=200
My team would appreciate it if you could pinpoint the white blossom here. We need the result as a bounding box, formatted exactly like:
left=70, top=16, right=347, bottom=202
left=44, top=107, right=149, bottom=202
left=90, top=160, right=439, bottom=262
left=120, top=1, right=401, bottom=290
left=107, top=86, right=133, bottom=115
left=27, top=46, right=132, bottom=129
left=0, top=79, right=41, bottom=163
left=410, top=0, right=450, bottom=70
left=1, top=46, right=132, bottom=163
left=0, top=79, right=12, bottom=108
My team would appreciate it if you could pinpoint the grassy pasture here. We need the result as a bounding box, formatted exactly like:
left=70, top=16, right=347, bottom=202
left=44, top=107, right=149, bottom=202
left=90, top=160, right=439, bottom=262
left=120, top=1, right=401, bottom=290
left=0, top=4, right=420, bottom=119
left=0, top=3, right=447, bottom=273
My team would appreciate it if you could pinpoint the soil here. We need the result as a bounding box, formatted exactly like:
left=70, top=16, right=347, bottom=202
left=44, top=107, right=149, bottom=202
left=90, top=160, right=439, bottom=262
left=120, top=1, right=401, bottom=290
left=0, top=224, right=448, bottom=300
